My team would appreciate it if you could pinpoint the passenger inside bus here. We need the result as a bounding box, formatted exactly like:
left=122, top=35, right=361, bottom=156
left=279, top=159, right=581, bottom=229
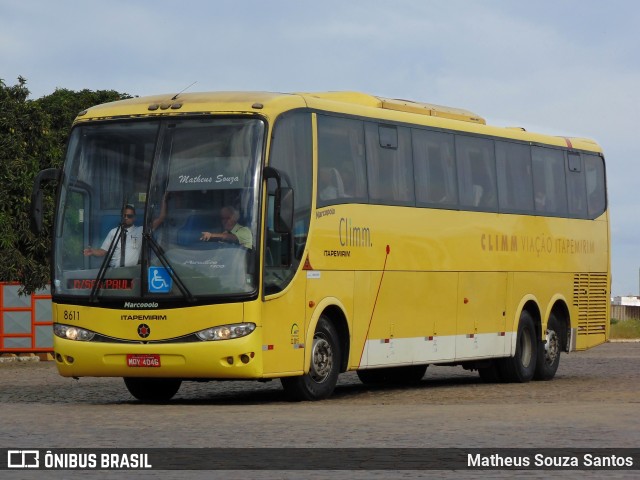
left=318, top=167, right=345, bottom=201
left=84, top=198, right=167, bottom=267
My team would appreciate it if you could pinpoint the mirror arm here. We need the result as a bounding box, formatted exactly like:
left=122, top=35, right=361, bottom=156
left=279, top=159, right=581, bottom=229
left=263, top=166, right=281, bottom=189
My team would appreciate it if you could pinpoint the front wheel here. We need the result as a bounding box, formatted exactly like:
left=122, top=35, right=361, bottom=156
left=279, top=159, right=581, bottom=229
left=123, top=377, right=182, bottom=402
left=498, top=310, right=537, bottom=383
left=534, top=313, right=562, bottom=380
left=281, top=316, right=341, bottom=401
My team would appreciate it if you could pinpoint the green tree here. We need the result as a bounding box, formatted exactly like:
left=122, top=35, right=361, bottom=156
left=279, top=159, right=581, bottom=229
left=0, top=77, right=130, bottom=293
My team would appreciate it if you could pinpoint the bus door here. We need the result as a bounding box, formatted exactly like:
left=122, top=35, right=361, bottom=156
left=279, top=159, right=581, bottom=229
left=260, top=111, right=313, bottom=376
left=260, top=185, right=309, bottom=377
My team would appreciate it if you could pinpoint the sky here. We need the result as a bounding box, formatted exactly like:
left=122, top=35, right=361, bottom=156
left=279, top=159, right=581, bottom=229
left=2, top=0, right=639, bottom=295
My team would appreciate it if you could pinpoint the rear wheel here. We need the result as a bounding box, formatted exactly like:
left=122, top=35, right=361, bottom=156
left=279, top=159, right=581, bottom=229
left=123, top=377, right=182, bottom=402
left=281, top=316, right=341, bottom=401
left=534, top=313, right=562, bottom=380
left=498, top=310, right=537, bottom=383
left=357, top=365, right=427, bottom=385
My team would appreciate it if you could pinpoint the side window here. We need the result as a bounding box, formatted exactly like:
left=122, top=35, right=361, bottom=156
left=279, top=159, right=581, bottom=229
left=566, top=152, right=587, bottom=217
left=264, top=112, right=312, bottom=294
left=456, top=136, right=497, bottom=210
left=412, top=129, right=457, bottom=208
left=365, top=123, right=414, bottom=205
left=496, top=141, right=534, bottom=213
left=532, top=147, right=567, bottom=216
left=317, top=115, right=367, bottom=206
left=584, top=153, right=606, bottom=218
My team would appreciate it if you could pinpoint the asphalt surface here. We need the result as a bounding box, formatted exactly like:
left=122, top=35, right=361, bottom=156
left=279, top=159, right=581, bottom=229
left=1, top=341, right=638, bottom=479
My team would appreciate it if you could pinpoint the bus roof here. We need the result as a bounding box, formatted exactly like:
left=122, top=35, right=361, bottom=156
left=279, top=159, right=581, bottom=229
left=76, top=91, right=602, bottom=153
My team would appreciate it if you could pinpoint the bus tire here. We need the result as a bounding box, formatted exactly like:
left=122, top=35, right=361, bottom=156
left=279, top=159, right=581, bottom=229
left=357, top=365, right=427, bottom=385
left=498, top=310, right=537, bottom=383
left=123, top=377, right=182, bottom=402
left=281, top=316, right=341, bottom=401
left=534, top=313, right=561, bottom=380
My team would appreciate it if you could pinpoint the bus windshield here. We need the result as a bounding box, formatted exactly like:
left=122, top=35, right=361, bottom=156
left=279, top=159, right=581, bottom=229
left=54, top=117, right=265, bottom=301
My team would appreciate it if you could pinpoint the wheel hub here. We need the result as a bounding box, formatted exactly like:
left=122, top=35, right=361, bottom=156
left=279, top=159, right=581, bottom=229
left=545, top=329, right=559, bottom=365
left=310, top=335, right=333, bottom=383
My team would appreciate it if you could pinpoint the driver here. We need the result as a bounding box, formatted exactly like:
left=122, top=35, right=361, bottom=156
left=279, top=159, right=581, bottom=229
left=200, top=206, right=252, bottom=249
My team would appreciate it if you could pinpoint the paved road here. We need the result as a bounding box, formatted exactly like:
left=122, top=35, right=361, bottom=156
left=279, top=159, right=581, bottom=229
left=1, top=342, right=638, bottom=479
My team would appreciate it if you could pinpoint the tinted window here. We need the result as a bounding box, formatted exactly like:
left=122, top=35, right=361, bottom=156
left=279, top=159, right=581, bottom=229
left=496, top=141, right=534, bottom=213
left=317, top=115, right=368, bottom=206
left=318, top=114, right=605, bottom=221
left=379, top=125, right=398, bottom=148
left=365, top=123, right=414, bottom=205
left=566, top=152, right=587, bottom=217
left=412, top=129, right=458, bottom=207
left=532, top=147, right=567, bottom=215
left=584, top=153, right=606, bottom=218
left=456, top=136, right=497, bottom=210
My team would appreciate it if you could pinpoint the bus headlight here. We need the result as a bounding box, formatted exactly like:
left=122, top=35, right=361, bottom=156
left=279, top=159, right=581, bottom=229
left=53, top=324, right=95, bottom=342
left=196, top=323, right=256, bottom=341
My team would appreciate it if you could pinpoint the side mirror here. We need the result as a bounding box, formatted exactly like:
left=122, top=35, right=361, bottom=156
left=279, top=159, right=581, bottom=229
left=30, top=189, right=45, bottom=234
left=274, top=187, right=294, bottom=234
left=264, top=166, right=294, bottom=234
left=30, top=168, right=60, bottom=234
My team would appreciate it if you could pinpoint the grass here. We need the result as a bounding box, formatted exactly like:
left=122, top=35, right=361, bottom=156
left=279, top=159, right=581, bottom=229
left=610, top=318, right=640, bottom=339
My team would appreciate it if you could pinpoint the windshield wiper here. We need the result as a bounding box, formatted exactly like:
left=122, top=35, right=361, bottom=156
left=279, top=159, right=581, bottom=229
left=88, top=226, right=195, bottom=303
left=89, top=224, right=124, bottom=302
left=144, top=232, right=196, bottom=303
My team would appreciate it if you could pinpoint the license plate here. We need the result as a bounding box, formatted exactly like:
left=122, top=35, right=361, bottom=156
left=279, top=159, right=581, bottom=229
left=126, top=354, right=161, bottom=367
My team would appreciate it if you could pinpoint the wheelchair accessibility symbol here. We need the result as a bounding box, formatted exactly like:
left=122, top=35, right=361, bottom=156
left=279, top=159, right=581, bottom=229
left=148, top=267, right=172, bottom=293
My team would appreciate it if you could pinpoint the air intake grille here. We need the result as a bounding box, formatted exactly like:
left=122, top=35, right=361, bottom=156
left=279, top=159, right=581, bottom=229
left=573, top=273, right=608, bottom=335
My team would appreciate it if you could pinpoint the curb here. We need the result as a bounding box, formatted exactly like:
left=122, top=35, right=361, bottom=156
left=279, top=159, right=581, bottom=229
left=0, top=353, right=53, bottom=364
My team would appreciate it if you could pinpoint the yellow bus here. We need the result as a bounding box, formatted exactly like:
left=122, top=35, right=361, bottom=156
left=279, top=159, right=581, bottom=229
left=31, top=91, right=609, bottom=402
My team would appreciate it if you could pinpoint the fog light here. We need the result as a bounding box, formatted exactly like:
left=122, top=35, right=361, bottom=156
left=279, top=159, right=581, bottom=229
left=240, top=354, right=250, bottom=364
left=66, top=356, right=75, bottom=364
left=226, top=356, right=234, bottom=365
